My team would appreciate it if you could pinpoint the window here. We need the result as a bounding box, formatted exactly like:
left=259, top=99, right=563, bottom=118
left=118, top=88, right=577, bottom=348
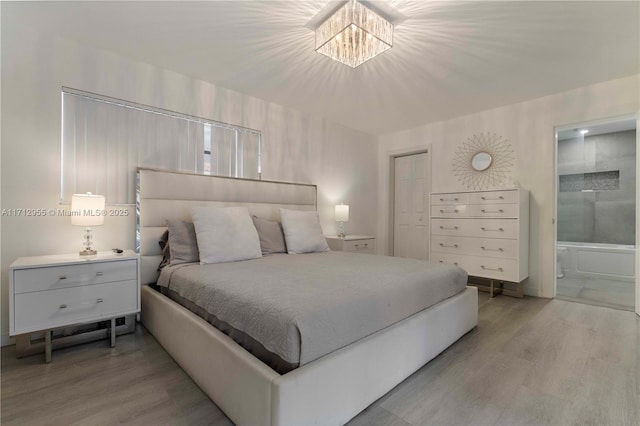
left=61, top=88, right=261, bottom=204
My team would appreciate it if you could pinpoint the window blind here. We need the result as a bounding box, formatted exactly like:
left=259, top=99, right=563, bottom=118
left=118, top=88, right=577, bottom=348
left=61, top=88, right=261, bottom=204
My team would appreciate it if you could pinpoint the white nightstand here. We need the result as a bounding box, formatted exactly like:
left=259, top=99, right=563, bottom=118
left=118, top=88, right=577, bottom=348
left=9, top=250, right=140, bottom=362
left=326, top=235, right=376, bottom=254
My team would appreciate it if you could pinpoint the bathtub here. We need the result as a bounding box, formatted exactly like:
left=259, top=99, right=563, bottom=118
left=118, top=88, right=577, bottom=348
left=557, top=241, right=636, bottom=282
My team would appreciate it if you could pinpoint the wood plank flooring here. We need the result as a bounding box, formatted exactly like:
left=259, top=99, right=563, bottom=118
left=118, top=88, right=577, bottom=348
left=2, top=293, right=638, bottom=426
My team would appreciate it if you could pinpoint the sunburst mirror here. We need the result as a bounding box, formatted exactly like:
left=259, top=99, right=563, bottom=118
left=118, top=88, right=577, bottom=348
left=452, top=132, right=515, bottom=190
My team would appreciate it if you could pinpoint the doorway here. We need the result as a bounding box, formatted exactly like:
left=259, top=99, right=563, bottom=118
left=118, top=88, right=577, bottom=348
left=555, top=117, right=637, bottom=311
left=393, top=152, right=430, bottom=260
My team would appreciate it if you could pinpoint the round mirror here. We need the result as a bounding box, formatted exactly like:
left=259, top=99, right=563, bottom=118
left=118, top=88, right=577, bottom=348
left=471, top=151, right=493, bottom=171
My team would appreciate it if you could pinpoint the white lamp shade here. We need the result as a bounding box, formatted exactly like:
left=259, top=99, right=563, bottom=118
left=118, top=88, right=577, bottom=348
left=335, top=204, right=349, bottom=222
left=71, top=193, right=105, bottom=226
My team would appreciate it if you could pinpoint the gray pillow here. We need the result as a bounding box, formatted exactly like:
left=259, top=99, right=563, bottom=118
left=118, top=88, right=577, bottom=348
left=166, top=219, right=199, bottom=265
left=280, top=208, right=330, bottom=254
left=252, top=216, right=287, bottom=255
left=157, top=229, right=170, bottom=270
left=191, top=206, right=261, bottom=264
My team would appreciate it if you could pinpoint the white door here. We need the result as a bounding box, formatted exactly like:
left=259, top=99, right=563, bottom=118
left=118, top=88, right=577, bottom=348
left=393, top=152, right=430, bottom=260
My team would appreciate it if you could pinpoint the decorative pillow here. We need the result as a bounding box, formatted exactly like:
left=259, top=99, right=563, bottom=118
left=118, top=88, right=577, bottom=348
left=191, top=206, right=262, bottom=264
left=166, top=219, right=200, bottom=265
left=252, top=216, right=287, bottom=255
left=157, top=229, right=170, bottom=270
left=279, top=208, right=330, bottom=254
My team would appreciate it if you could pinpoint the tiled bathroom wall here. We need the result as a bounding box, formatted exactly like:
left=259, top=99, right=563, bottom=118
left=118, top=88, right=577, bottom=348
left=557, top=130, right=636, bottom=245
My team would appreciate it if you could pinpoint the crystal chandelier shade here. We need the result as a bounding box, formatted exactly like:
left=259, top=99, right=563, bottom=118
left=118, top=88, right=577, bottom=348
left=315, top=0, right=393, bottom=68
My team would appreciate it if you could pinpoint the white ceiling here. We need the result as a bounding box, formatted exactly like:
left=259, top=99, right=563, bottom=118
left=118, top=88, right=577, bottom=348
left=7, top=1, right=640, bottom=136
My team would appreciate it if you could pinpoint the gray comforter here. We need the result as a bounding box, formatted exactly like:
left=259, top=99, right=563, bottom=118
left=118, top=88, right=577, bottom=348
left=158, top=251, right=467, bottom=371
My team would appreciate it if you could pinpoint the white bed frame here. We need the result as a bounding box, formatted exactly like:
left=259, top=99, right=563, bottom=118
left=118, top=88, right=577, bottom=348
left=137, top=168, right=478, bottom=426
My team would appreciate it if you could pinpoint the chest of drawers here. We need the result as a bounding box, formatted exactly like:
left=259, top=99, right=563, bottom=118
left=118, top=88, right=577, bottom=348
left=430, top=189, right=529, bottom=296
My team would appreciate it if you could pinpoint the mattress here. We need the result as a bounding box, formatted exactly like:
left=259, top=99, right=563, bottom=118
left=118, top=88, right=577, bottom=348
left=157, top=251, right=467, bottom=374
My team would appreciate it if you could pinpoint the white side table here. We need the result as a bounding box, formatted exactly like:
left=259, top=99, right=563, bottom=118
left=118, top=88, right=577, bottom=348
left=9, top=250, right=140, bottom=362
left=326, top=235, right=376, bottom=254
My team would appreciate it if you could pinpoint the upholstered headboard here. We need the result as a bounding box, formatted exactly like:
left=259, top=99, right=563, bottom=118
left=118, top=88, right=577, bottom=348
left=136, top=168, right=317, bottom=285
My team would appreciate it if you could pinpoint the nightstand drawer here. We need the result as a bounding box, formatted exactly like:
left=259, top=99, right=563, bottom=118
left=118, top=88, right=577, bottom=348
left=343, top=239, right=376, bottom=253
left=13, top=260, right=137, bottom=294
left=14, top=280, right=138, bottom=334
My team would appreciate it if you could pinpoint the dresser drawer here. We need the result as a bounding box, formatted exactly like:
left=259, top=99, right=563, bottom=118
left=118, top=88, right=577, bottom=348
left=431, top=235, right=518, bottom=259
left=431, top=218, right=518, bottom=239
left=430, top=193, right=468, bottom=206
left=430, top=252, right=469, bottom=272
left=432, top=202, right=518, bottom=218
left=468, top=190, right=519, bottom=205
left=343, top=239, right=376, bottom=254
left=431, top=204, right=469, bottom=218
left=467, top=203, right=518, bottom=218
left=13, top=280, right=138, bottom=334
left=13, top=260, right=137, bottom=294
left=431, top=252, right=519, bottom=282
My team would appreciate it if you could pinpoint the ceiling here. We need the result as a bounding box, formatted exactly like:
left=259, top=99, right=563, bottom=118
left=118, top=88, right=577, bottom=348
left=6, top=1, right=640, bottom=136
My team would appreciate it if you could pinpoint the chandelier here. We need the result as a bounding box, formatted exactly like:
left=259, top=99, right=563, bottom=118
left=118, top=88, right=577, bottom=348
left=315, top=0, right=393, bottom=68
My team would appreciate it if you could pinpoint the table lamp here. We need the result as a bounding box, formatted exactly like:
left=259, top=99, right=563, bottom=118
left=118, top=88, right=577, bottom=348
left=335, top=203, right=349, bottom=238
left=71, top=192, right=105, bottom=256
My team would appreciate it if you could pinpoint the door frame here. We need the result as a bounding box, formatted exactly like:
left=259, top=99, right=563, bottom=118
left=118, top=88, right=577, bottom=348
left=552, top=113, right=639, bottom=316
left=387, top=146, right=431, bottom=257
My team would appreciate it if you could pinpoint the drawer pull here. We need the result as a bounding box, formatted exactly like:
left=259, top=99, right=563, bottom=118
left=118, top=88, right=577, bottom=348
left=481, top=209, right=504, bottom=213
left=481, top=196, right=504, bottom=200
left=481, top=265, right=504, bottom=272
left=439, top=243, right=459, bottom=248
left=481, top=227, right=504, bottom=232
left=438, top=260, right=459, bottom=266
left=481, top=246, right=504, bottom=252
left=59, top=304, right=67, bottom=309
left=59, top=276, right=67, bottom=280
left=439, top=226, right=459, bottom=230
left=439, top=197, right=458, bottom=202
left=440, top=209, right=459, bottom=213
left=96, top=298, right=104, bottom=303
left=96, top=272, right=104, bottom=276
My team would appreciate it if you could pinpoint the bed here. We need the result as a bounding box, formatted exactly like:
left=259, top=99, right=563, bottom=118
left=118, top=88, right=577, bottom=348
left=137, top=167, right=478, bottom=426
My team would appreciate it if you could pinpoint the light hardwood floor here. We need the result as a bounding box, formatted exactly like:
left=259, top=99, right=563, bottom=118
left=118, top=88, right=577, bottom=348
left=2, top=293, right=638, bottom=426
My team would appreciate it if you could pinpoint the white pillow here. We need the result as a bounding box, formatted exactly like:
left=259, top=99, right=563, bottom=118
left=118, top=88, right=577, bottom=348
left=191, top=206, right=262, bottom=264
left=280, top=208, right=330, bottom=254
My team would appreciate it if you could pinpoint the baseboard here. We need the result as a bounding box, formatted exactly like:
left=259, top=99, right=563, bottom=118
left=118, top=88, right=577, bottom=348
left=468, top=276, right=542, bottom=298
left=524, top=282, right=542, bottom=297
left=1, top=332, right=15, bottom=347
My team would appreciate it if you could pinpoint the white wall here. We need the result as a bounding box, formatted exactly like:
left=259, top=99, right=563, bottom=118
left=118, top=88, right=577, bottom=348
left=0, top=18, right=378, bottom=345
left=378, top=74, right=640, bottom=297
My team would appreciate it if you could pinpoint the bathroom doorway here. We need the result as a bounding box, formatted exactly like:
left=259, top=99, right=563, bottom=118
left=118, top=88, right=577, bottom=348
left=555, top=117, right=637, bottom=311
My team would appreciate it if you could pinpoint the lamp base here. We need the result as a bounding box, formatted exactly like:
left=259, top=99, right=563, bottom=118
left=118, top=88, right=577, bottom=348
left=338, top=221, right=346, bottom=238
left=79, top=249, right=97, bottom=256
